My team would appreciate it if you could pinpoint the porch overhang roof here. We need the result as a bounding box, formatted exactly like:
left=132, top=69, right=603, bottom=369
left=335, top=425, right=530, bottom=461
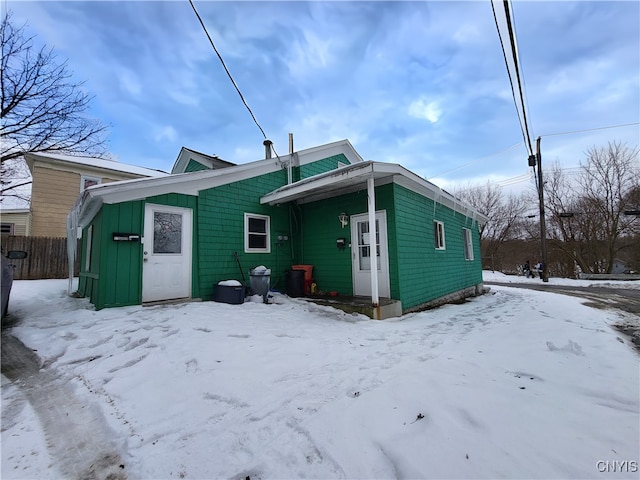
left=260, top=161, right=489, bottom=225
left=260, top=161, right=391, bottom=205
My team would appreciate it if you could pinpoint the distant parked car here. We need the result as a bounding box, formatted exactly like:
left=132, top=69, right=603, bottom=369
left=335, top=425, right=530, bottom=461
left=1, top=249, right=27, bottom=318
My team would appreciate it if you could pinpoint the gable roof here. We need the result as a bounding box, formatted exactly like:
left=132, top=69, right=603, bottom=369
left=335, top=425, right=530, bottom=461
left=25, top=152, right=169, bottom=178
left=72, top=139, right=364, bottom=228
left=171, top=147, right=236, bottom=174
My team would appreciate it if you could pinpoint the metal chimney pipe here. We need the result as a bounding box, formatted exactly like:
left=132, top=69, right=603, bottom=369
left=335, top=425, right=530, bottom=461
left=263, top=139, right=273, bottom=159
left=289, top=133, right=294, bottom=154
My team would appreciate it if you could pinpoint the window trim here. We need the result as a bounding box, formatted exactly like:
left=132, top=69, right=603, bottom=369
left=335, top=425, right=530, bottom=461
left=434, top=220, right=446, bottom=250
left=462, top=227, right=474, bottom=260
left=81, top=175, right=102, bottom=192
left=1, top=223, right=14, bottom=235
left=244, top=213, right=271, bottom=253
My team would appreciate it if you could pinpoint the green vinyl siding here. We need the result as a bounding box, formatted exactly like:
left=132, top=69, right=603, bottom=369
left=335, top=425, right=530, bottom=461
left=98, top=202, right=145, bottom=308
left=78, top=201, right=145, bottom=309
left=185, top=159, right=209, bottom=172
left=391, top=184, right=482, bottom=310
left=299, top=154, right=351, bottom=180
left=197, top=170, right=291, bottom=299
left=298, top=183, right=399, bottom=298
left=79, top=193, right=197, bottom=310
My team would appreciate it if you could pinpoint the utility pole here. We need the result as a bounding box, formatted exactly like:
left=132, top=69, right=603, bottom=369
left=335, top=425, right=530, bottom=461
left=535, top=137, right=549, bottom=282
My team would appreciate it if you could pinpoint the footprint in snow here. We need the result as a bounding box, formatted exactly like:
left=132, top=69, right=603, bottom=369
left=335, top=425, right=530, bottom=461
left=546, top=340, right=584, bottom=356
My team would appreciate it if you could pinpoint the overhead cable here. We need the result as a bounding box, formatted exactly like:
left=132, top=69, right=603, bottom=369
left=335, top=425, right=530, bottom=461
left=188, top=0, right=268, bottom=141
left=490, top=0, right=534, bottom=156
left=502, top=0, right=534, bottom=155
left=541, top=122, right=640, bottom=138
left=427, top=141, right=523, bottom=179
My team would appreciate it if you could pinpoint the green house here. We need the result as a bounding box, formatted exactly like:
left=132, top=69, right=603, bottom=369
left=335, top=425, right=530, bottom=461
left=68, top=139, right=488, bottom=319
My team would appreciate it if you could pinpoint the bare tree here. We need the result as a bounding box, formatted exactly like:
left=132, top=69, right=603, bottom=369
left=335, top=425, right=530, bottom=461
left=545, top=141, right=640, bottom=274
left=1, top=11, right=108, bottom=202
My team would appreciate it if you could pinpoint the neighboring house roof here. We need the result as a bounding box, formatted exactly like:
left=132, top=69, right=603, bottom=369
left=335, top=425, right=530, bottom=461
left=171, top=147, right=236, bottom=174
left=25, top=152, right=169, bottom=178
left=0, top=208, right=31, bottom=214
left=72, top=139, right=365, bottom=227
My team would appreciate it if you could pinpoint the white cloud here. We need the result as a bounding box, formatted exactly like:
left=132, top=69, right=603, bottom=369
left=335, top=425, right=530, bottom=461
left=453, top=23, right=482, bottom=44
left=154, top=126, right=177, bottom=143
left=116, top=68, right=142, bottom=96
left=168, top=90, right=199, bottom=107
left=408, top=99, right=442, bottom=124
left=287, top=31, right=335, bottom=79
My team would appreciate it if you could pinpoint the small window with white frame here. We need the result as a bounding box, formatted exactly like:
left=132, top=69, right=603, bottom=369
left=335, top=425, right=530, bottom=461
left=244, top=213, right=270, bottom=253
left=81, top=175, right=101, bottom=192
left=462, top=227, right=474, bottom=260
left=434, top=220, right=445, bottom=250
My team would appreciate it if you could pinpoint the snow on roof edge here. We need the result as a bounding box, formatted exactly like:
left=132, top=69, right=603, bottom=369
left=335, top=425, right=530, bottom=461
left=26, top=152, right=168, bottom=177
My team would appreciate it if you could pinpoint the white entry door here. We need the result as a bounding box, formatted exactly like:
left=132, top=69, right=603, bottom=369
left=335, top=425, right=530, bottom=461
left=142, top=204, right=192, bottom=303
left=350, top=211, right=390, bottom=297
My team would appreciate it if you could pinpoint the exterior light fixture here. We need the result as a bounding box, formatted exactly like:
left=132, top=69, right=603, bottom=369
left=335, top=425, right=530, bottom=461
left=338, top=212, right=349, bottom=228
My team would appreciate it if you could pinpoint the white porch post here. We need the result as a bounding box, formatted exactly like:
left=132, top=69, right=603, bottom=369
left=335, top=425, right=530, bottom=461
left=367, top=176, right=379, bottom=307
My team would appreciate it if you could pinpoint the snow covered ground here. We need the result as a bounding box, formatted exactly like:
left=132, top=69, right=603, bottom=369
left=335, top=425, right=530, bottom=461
left=2, top=273, right=639, bottom=479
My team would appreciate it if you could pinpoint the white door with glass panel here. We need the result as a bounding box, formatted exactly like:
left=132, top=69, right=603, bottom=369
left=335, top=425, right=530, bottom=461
left=350, top=211, right=390, bottom=297
left=142, top=204, right=192, bottom=303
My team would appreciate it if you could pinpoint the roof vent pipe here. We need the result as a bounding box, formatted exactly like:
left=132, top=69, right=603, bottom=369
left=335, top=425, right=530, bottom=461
left=263, top=139, right=273, bottom=159
left=287, top=133, right=294, bottom=185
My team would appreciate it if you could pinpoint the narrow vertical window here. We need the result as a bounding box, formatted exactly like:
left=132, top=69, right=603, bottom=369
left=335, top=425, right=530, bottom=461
left=462, top=228, right=474, bottom=260
left=85, top=225, right=93, bottom=271
left=434, top=220, right=445, bottom=250
left=244, top=213, right=270, bottom=253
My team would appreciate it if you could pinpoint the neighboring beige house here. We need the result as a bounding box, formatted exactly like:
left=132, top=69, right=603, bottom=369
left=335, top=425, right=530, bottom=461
left=25, top=152, right=168, bottom=237
left=0, top=208, right=32, bottom=236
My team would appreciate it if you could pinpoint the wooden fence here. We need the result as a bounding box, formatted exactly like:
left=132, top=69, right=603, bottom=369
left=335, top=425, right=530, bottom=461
left=1, top=236, right=80, bottom=280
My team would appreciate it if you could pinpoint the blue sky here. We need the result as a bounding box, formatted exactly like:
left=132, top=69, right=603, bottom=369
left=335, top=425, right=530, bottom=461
left=7, top=1, right=640, bottom=194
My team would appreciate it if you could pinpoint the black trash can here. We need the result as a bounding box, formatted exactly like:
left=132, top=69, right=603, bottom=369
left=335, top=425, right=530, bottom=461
left=286, top=269, right=305, bottom=298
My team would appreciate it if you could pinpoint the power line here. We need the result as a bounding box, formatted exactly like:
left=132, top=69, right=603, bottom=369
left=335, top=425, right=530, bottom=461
left=540, top=122, right=640, bottom=138
left=188, top=0, right=268, bottom=141
left=427, top=141, right=523, bottom=179
left=490, top=0, right=534, bottom=156
left=509, top=3, right=533, bottom=142
left=498, top=172, right=532, bottom=187
left=502, top=0, right=534, bottom=155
